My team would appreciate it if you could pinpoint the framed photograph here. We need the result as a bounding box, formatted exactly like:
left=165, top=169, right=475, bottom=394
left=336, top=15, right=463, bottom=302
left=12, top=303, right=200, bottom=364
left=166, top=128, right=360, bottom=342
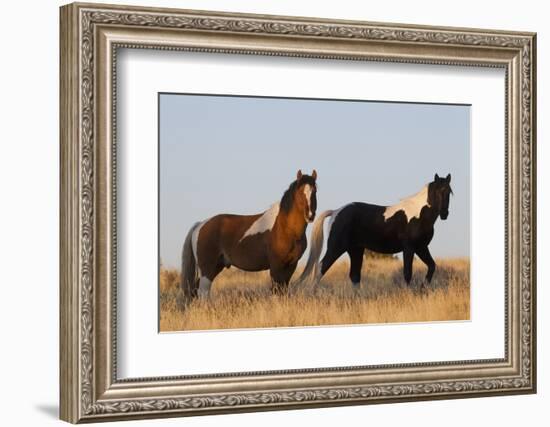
left=60, top=2, right=537, bottom=423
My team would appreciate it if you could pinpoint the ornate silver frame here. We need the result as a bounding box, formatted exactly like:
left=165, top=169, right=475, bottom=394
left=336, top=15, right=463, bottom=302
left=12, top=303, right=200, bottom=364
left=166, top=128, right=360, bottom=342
left=60, top=2, right=536, bottom=423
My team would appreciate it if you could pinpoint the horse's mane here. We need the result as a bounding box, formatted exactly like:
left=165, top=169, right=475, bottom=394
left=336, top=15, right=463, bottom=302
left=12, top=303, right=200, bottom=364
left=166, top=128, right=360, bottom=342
left=280, top=175, right=316, bottom=213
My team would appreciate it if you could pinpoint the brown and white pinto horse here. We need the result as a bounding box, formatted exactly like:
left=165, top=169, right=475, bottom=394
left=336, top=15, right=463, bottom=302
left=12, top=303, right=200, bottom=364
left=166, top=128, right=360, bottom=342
left=181, top=170, right=318, bottom=300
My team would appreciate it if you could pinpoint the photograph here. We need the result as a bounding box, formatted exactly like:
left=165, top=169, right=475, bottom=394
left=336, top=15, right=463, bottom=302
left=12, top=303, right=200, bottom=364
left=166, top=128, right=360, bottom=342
left=159, top=93, right=471, bottom=332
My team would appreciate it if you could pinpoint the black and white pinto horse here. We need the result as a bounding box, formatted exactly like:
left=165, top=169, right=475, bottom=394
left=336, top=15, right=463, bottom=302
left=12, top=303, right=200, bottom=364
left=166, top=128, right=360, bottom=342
left=298, top=174, right=453, bottom=289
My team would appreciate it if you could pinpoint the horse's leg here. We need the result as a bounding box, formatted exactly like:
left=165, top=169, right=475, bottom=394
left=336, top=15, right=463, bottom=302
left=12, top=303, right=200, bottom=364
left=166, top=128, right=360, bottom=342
left=197, top=257, right=224, bottom=299
left=286, top=261, right=298, bottom=292
left=197, top=277, right=212, bottom=299
left=313, top=246, right=346, bottom=290
left=402, top=245, right=414, bottom=286
left=320, top=245, right=346, bottom=277
left=270, top=277, right=286, bottom=295
left=348, top=247, right=364, bottom=290
left=270, top=263, right=294, bottom=295
left=415, top=245, right=436, bottom=288
left=190, top=278, right=200, bottom=299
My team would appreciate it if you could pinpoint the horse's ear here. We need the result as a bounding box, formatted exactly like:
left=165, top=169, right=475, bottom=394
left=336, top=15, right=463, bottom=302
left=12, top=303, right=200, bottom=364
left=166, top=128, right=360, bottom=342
left=446, top=173, right=451, bottom=183
left=296, top=169, right=303, bottom=181
left=434, top=173, right=440, bottom=181
left=312, top=169, right=317, bottom=180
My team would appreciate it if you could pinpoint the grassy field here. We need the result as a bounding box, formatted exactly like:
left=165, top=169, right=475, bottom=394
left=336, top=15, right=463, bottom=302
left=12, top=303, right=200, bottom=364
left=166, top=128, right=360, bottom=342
left=159, top=257, right=470, bottom=332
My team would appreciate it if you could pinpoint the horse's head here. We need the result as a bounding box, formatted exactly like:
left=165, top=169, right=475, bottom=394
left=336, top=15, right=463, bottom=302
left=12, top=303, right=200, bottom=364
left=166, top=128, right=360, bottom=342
left=428, top=173, right=453, bottom=220
left=293, top=169, right=318, bottom=223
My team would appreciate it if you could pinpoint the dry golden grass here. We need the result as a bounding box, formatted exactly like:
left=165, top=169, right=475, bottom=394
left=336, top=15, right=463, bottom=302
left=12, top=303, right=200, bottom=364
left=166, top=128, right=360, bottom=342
left=159, top=257, right=470, bottom=332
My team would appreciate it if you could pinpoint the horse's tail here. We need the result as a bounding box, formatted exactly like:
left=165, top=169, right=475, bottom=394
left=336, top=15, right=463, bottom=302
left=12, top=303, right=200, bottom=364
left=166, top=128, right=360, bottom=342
left=296, top=209, right=334, bottom=286
left=180, top=222, right=201, bottom=302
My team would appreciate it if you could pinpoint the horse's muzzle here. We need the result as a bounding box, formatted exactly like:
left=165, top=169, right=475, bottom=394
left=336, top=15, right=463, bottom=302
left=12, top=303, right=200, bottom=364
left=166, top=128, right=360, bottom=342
left=307, top=212, right=316, bottom=223
left=440, top=211, right=449, bottom=220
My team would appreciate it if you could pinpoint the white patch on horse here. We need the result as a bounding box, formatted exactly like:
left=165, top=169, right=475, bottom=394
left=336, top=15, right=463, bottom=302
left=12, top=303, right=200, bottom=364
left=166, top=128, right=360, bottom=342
left=327, top=203, right=352, bottom=240
left=197, top=276, right=212, bottom=299
left=239, top=203, right=280, bottom=242
left=303, top=184, right=313, bottom=219
left=191, top=220, right=206, bottom=275
left=383, top=185, right=430, bottom=223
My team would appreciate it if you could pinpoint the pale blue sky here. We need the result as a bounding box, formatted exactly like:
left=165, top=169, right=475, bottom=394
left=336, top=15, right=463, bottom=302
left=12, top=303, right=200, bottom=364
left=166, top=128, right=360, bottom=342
left=160, top=94, right=470, bottom=269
